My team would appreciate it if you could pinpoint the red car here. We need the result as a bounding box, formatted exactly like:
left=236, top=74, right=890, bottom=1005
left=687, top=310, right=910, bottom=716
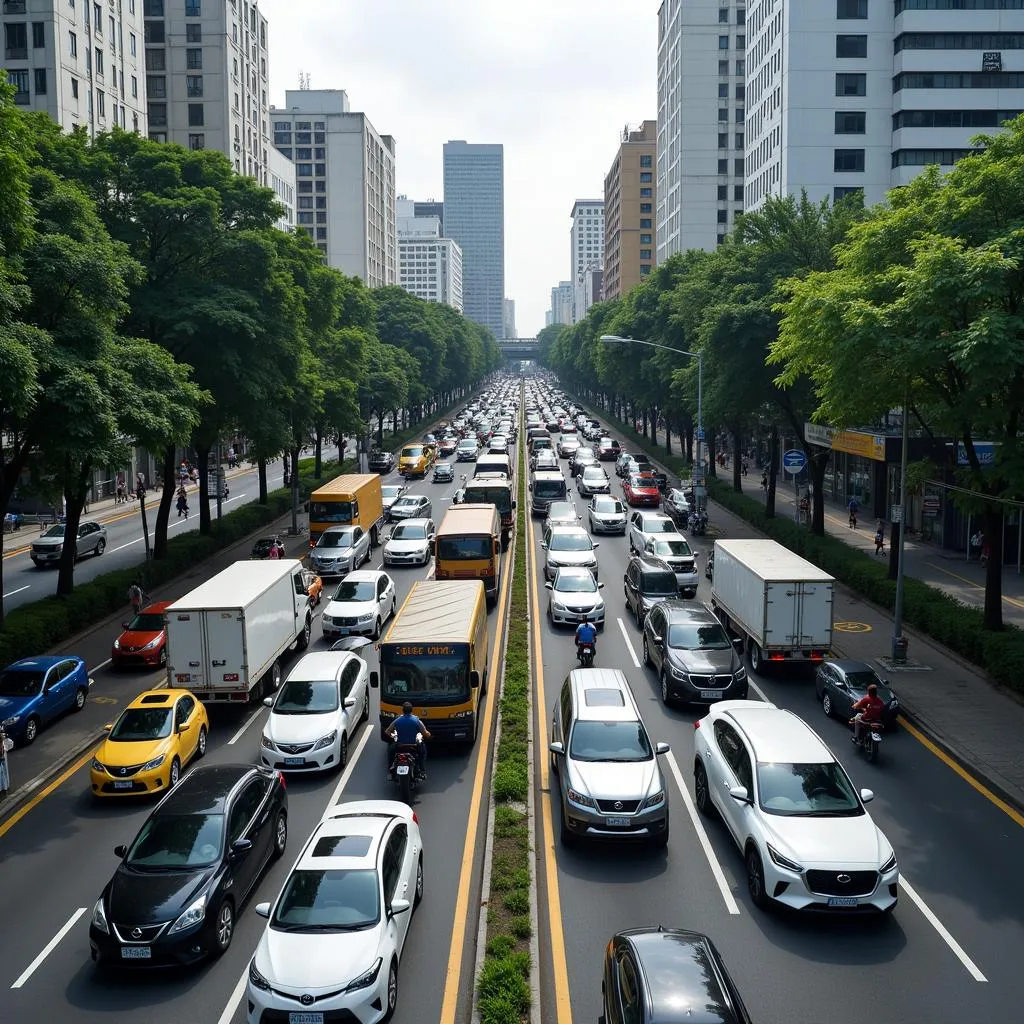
left=598, top=437, right=621, bottom=461
left=112, top=601, right=171, bottom=669
left=623, top=473, right=661, bottom=507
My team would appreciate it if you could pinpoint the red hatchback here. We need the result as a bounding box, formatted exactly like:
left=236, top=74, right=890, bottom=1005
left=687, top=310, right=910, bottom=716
left=623, top=473, right=661, bottom=507
left=112, top=601, right=171, bottom=669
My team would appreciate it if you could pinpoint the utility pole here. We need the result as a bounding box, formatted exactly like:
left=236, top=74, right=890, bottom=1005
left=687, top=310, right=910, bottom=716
left=215, top=441, right=223, bottom=521
left=136, top=477, right=151, bottom=563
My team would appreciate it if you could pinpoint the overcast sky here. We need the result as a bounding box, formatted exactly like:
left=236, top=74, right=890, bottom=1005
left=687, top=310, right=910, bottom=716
left=259, top=0, right=659, bottom=337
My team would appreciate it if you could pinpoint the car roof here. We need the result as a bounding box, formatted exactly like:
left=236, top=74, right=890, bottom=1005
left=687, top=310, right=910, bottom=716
left=339, top=569, right=387, bottom=584
left=722, top=703, right=834, bottom=764
left=159, top=763, right=260, bottom=814
left=8, top=655, right=66, bottom=671
left=324, top=524, right=358, bottom=534
left=826, top=659, right=875, bottom=673
left=126, top=688, right=192, bottom=709
left=634, top=554, right=675, bottom=574
left=299, top=815, right=391, bottom=870
left=285, top=650, right=356, bottom=682
left=548, top=526, right=590, bottom=539
left=648, top=532, right=689, bottom=545
left=533, top=469, right=564, bottom=479
left=569, top=668, right=638, bottom=721
left=140, top=601, right=173, bottom=614
left=395, top=494, right=426, bottom=502
left=554, top=566, right=595, bottom=580
left=391, top=517, right=432, bottom=529
left=659, top=600, right=717, bottom=624
left=636, top=511, right=673, bottom=523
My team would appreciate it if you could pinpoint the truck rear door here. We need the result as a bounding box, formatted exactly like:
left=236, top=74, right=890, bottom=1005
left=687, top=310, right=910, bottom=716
left=204, top=609, right=248, bottom=693
left=167, top=609, right=208, bottom=689
left=796, top=581, right=834, bottom=648
left=764, top=581, right=834, bottom=648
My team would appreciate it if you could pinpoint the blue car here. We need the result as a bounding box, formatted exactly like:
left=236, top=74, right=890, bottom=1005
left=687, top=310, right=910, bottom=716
left=0, top=656, right=93, bottom=746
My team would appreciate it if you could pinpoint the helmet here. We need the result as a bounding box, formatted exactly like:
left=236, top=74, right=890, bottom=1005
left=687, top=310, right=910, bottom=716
left=402, top=701, right=413, bottom=714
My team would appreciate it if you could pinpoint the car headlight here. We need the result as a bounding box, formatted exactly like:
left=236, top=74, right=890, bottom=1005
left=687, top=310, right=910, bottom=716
left=345, top=956, right=383, bottom=992
left=357, top=613, right=374, bottom=622
left=766, top=843, right=803, bottom=873
left=261, top=733, right=274, bottom=749
left=640, top=790, right=664, bottom=810
left=112, top=638, right=121, bottom=650
left=91, top=758, right=107, bottom=774
left=249, top=957, right=271, bottom=992
left=140, top=754, right=166, bottom=772
left=734, top=667, right=747, bottom=681
left=168, top=894, right=206, bottom=934
left=91, top=897, right=109, bottom=935
left=880, top=851, right=898, bottom=874
left=3, top=715, right=21, bottom=726
left=313, top=730, right=338, bottom=751
left=142, top=636, right=162, bottom=651
left=551, top=600, right=567, bottom=611
left=566, top=787, right=594, bottom=808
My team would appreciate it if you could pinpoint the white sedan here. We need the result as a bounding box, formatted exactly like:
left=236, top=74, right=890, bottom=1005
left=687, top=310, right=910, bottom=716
left=545, top=567, right=606, bottom=627
left=383, top=518, right=435, bottom=567
left=260, top=650, right=370, bottom=772
left=248, top=800, right=422, bottom=1024
left=321, top=570, right=397, bottom=641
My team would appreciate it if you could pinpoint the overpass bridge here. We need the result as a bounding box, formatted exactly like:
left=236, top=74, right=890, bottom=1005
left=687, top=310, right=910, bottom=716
left=499, top=337, right=540, bottom=359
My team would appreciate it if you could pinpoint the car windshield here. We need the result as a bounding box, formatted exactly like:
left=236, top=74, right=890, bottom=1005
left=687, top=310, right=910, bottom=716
left=0, top=668, right=45, bottom=696
left=457, top=440, right=476, bottom=449
left=40, top=524, right=66, bottom=539
left=109, top=707, right=173, bottom=740
left=555, top=574, right=598, bottom=593
left=629, top=475, right=655, bottom=488
left=333, top=580, right=376, bottom=602
left=576, top=449, right=595, bottom=459
left=274, top=678, right=339, bottom=714
left=402, top=446, right=424, bottom=457
left=667, top=622, right=731, bottom=650
left=646, top=519, right=675, bottom=534
left=534, top=479, right=565, bottom=499
left=319, top=531, right=353, bottom=549
left=653, top=539, right=692, bottom=558
left=394, top=498, right=421, bottom=509
left=757, top=762, right=864, bottom=817
left=272, top=868, right=380, bottom=932
left=382, top=486, right=403, bottom=500
left=549, top=533, right=592, bottom=552
left=643, top=572, right=679, bottom=596
left=569, top=721, right=653, bottom=762
left=583, top=469, right=606, bottom=480
left=125, top=613, right=165, bottom=632
left=126, top=813, right=225, bottom=869
left=593, top=498, right=624, bottom=514
left=392, top=523, right=427, bottom=540
left=437, top=536, right=492, bottom=560
left=842, top=669, right=886, bottom=692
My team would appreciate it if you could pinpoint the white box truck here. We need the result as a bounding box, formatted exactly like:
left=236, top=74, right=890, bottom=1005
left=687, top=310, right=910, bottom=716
left=710, top=539, right=834, bottom=673
left=166, top=559, right=312, bottom=703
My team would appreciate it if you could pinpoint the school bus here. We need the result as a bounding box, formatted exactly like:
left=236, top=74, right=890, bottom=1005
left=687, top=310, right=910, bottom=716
left=434, top=503, right=502, bottom=606
left=371, top=580, right=488, bottom=744
left=308, top=473, right=384, bottom=547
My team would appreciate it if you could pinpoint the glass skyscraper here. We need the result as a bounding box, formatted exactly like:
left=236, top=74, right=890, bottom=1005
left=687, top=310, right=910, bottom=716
left=442, top=141, right=505, bottom=339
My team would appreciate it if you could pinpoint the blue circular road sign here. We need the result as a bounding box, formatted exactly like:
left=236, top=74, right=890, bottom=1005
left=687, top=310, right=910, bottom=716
left=782, top=448, right=807, bottom=473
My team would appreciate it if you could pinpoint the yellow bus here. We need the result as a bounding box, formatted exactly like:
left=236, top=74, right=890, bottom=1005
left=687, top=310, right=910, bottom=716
left=434, top=503, right=502, bottom=606
left=370, top=580, right=489, bottom=744
left=308, top=473, right=385, bottom=547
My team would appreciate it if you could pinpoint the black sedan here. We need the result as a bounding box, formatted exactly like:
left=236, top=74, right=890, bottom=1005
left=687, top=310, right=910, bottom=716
left=601, top=927, right=752, bottom=1024
left=89, top=763, right=287, bottom=968
left=815, top=659, right=901, bottom=728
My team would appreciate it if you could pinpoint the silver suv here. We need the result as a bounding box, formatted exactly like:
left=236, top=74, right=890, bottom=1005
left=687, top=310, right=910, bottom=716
left=549, top=668, right=670, bottom=847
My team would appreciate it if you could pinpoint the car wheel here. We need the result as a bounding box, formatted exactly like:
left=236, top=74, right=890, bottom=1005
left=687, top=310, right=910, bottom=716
left=23, top=715, right=40, bottom=745
left=212, top=900, right=235, bottom=956
left=195, top=725, right=208, bottom=759
left=391, top=597, right=397, bottom=618
left=414, top=854, right=424, bottom=908
left=272, top=810, right=288, bottom=859
left=822, top=691, right=833, bottom=718
left=73, top=688, right=88, bottom=712
left=339, top=730, right=349, bottom=769
left=168, top=757, right=181, bottom=788
left=746, top=845, right=770, bottom=910
left=158, top=647, right=167, bottom=668
left=383, top=958, right=399, bottom=1021
left=660, top=671, right=673, bottom=706
left=642, top=636, right=651, bottom=667
left=694, top=760, right=714, bottom=817
left=94, top=538, right=105, bottom=556
left=749, top=642, right=762, bottom=674
left=372, top=617, right=382, bottom=641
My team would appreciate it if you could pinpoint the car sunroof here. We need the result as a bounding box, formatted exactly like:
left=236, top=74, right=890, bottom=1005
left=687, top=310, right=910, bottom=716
left=584, top=688, right=625, bottom=707
left=313, top=834, right=373, bottom=858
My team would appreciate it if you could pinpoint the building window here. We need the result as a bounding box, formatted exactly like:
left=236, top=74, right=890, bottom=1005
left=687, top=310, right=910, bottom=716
left=718, top=108, right=729, bottom=121
left=95, top=48, right=104, bottom=76
left=276, top=147, right=292, bottom=158
left=296, top=147, right=312, bottom=160
left=640, top=233, right=652, bottom=244
left=735, top=108, right=744, bottom=122
left=186, top=75, right=203, bottom=97
left=837, top=0, right=867, bottom=17
left=735, top=84, right=745, bottom=100
left=131, top=74, right=137, bottom=97
left=836, top=73, right=866, bottom=96
left=718, top=158, right=728, bottom=173
left=130, top=32, right=136, bottom=55
left=96, top=89, right=105, bottom=116
left=640, top=171, right=652, bottom=182
left=295, top=131, right=311, bottom=144
left=188, top=133, right=204, bottom=150
left=734, top=185, right=743, bottom=201
left=143, top=0, right=163, bottom=14
left=185, top=0, right=200, bottom=14
left=144, top=22, right=164, bottom=44
left=735, top=132, right=745, bottom=148
left=146, top=75, right=165, bottom=98
left=894, top=108, right=1022, bottom=130
left=146, top=47, right=165, bottom=70
left=314, top=147, right=325, bottom=159
left=718, top=83, right=728, bottom=98
left=640, top=187, right=652, bottom=196
left=314, top=162, right=326, bottom=176
left=639, top=153, right=652, bottom=167
left=719, top=59, right=728, bottom=74
left=736, top=34, right=745, bottom=48
left=314, top=131, right=325, bottom=143
left=892, top=148, right=978, bottom=167
left=186, top=47, right=202, bottom=68
left=187, top=102, right=204, bottom=126
left=92, top=1, right=101, bottom=28
left=896, top=32, right=1024, bottom=52
left=315, top=197, right=326, bottom=209
left=640, top=218, right=652, bottom=228
left=736, top=59, right=745, bottom=74
left=734, top=158, right=744, bottom=174
left=640, top=248, right=652, bottom=259
left=32, top=67, right=46, bottom=94
left=32, top=21, right=44, bottom=48
left=297, top=196, right=313, bottom=210
left=297, top=212, right=313, bottom=225
left=315, top=212, right=326, bottom=224
left=718, top=132, right=728, bottom=147
left=7, top=69, right=29, bottom=102
left=148, top=101, right=167, bottom=126
left=70, top=75, right=79, bottom=98
left=834, top=148, right=865, bottom=171
left=719, top=7, right=729, bottom=21
left=736, top=7, right=745, bottom=23
left=69, top=31, right=77, bottom=57
left=719, top=35, right=729, bottom=49
left=835, top=110, right=866, bottom=133
left=186, top=23, right=201, bottom=42
left=836, top=35, right=867, bottom=58
left=718, top=185, right=728, bottom=200
left=297, top=163, right=312, bottom=176
left=834, top=186, right=863, bottom=202
left=640, top=264, right=652, bottom=276
left=717, top=209, right=728, bottom=223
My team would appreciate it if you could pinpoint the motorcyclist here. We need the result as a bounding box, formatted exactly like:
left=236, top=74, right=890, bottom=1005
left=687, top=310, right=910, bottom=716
left=575, top=614, right=598, bottom=660
left=849, top=683, right=885, bottom=744
left=386, top=701, right=432, bottom=776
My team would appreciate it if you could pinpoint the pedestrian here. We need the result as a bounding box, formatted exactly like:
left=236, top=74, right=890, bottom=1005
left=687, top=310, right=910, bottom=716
left=970, top=530, right=984, bottom=561
left=761, top=470, right=768, bottom=493
left=742, top=459, right=749, bottom=477
left=128, top=580, right=145, bottom=616
left=847, top=496, right=859, bottom=528
left=268, top=536, right=282, bottom=560
left=874, top=520, right=886, bottom=555
left=0, top=722, right=11, bottom=798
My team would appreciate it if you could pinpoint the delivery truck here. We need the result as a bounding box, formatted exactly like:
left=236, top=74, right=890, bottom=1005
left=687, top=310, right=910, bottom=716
left=308, top=473, right=385, bottom=547
left=165, top=559, right=312, bottom=703
left=709, top=538, right=834, bottom=673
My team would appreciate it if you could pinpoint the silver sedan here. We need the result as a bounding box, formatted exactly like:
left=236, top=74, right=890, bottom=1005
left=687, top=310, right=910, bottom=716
left=30, top=520, right=108, bottom=567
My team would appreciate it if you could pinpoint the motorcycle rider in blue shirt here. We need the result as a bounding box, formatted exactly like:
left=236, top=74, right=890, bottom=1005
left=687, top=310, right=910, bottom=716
left=575, top=614, right=597, bottom=659
left=386, top=701, right=432, bottom=776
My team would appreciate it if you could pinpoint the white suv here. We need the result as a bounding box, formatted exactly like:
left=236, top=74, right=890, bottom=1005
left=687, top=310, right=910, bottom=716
left=628, top=511, right=677, bottom=556
left=693, top=701, right=898, bottom=914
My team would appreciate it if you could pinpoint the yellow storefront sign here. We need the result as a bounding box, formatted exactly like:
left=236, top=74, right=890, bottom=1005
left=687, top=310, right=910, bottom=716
left=805, top=422, right=886, bottom=461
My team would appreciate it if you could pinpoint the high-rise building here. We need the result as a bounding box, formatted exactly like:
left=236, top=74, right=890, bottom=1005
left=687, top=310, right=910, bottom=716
left=745, top=0, right=1024, bottom=211
left=656, top=0, right=746, bottom=259
left=271, top=89, right=396, bottom=285
left=2, top=0, right=147, bottom=135
left=443, top=140, right=505, bottom=338
left=503, top=298, right=516, bottom=339
left=604, top=120, right=658, bottom=302
left=396, top=197, right=463, bottom=311
left=548, top=281, right=574, bottom=326
left=143, top=0, right=270, bottom=185
left=570, top=199, right=604, bottom=322
left=267, top=145, right=296, bottom=232
left=414, top=199, right=443, bottom=234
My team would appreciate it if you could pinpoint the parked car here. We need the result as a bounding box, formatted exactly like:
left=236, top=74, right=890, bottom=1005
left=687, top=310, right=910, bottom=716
left=546, top=567, right=605, bottom=628
left=693, top=700, right=899, bottom=913
left=260, top=650, right=370, bottom=771
left=433, top=461, right=456, bottom=483
left=0, top=655, right=92, bottom=746
left=577, top=465, right=611, bottom=497
left=30, top=520, right=107, bottom=567
left=389, top=494, right=432, bottom=521
left=815, top=659, right=901, bottom=728
left=321, top=569, right=397, bottom=641
left=542, top=527, right=600, bottom=582
left=587, top=495, right=627, bottom=535
left=623, top=555, right=680, bottom=626
left=90, top=688, right=210, bottom=796
left=367, top=449, right=395, bottom=473
left=89, top=763, right=288, bottom=967
left=309, top=525, right=371, bottom=578
left=112, top=601, right=172, bottom=669
left=628, top=511, right=678, bottom=555
left=383, top=518, right=436, bottom=567
left=623, top=473, right=662, bottom=508
left=639, top=533, right=699, bottom=597
left=381, top=484, right=407, bottom=519
left=247, top=800, right=422, bottom=1023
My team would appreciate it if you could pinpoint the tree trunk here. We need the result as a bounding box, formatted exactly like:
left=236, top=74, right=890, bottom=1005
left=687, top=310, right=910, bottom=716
left=258, top=457, right=268, bottom=503
left=154, top=446, right=175, bottom=559
left=732, top=430, right=743, bottom=493
left=808, top=451, right=830, bottom=537
left=196, top=447, right=211, bottom=534
left=766, top=424, right=779, bottom=518
left=983, top=505, right=1004, bottom=631
left=56, top=461, right=90, bottom=597
left=314, top=428, right=323, bottom=479
left=664, top=414, right=672, bottom=455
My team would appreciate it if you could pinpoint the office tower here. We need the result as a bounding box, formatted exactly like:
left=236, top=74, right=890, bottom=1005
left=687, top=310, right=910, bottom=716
left=570, top=199, right=604, bottom=322
left=271, top=89, right=397, bottom=285
left=443, top=140, right=505, bottom=338
left=503, top=298, right=516, bottom=339
left=143, top=0, right=270, bottom=184
left=414, top=199, right=443, bottom=234
left=2, top=0, right=147, bottom=135
left=604, top=119, right=657, bottom=302
left=396, top=197, right=463, bottom=311
left=548, top=281, right=574, bottom=326
left=656, top=0, right=747, bottom=258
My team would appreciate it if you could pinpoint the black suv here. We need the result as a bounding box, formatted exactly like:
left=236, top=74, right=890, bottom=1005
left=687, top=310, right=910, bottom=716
left=623, top=555, right=679, bottom=626
left=367, top=449, right=395, bottom=473
left=641, top=600, right=747, bottom=706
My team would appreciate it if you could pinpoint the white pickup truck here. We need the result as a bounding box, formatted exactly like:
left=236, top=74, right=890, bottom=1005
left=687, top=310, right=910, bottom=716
left=166, top=559, right=312, bottom=703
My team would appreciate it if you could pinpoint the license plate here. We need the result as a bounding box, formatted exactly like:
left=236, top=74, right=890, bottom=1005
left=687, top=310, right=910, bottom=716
left=120, top=946, right=151, bottom=959
left=175, top=673, right=191, bottom=683
left=827, top=897, right=859, bottom=907
left=284, top=757, right=305, bottom=766
left=700, top=690, right=723, bottom=700
left=396, top=765, right=410, bottom=776
left=289, top=1014, right=324, bottom=1024
left=605, top=816, right=631, bottom=827
left=113, top=780, right=134, bottom=790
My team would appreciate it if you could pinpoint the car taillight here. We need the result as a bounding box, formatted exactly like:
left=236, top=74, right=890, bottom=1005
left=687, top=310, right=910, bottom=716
left=694, top=720, right=701, bottom=729
left=412, top=812, right=419, bottom=825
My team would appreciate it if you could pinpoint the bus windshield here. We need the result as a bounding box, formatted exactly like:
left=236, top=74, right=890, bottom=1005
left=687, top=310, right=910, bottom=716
left=309, top=500, right=353, bottom=524
left=534, top=478, right=565, bottom=499
left=437, top=536, right=492, bottom=561
left=380, top=645, right=470, bottom=704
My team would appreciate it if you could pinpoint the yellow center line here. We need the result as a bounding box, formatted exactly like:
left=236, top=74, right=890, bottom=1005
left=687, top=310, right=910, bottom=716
left=439, top=521, right=514, bottom=1023
left=898, top=715, right=1024, bottom=829
left=925, top=561, right=1024, bottom=611
left=528, top=496, right=573, bottom=1023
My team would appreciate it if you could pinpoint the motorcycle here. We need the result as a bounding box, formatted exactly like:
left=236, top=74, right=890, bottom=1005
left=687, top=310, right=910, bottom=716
left=705, top=549, right=714, bottom=581
left=689, top=510, right=708, bottom=536
left=852, top=719, right=883, bottom=763
left=576, top=641, right=595, bottom=668
left=387, top=736, right=424, bottom=805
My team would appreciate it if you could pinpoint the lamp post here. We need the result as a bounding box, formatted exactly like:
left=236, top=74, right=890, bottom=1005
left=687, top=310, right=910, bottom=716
left=600, top=334, right=704, bottom=506
left=891, top=391, right=910, bottom=663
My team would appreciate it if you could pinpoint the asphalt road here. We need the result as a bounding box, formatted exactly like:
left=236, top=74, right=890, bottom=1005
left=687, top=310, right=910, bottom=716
left=0, top=452, right=509, bottom=1024
left=529, top=426, right=1024, bottom=1024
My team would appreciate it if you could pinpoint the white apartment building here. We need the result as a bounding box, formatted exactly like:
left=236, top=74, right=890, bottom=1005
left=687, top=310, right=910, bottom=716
left=503, top=298, right=516, bottom=339
left=745, top=0, right=1024, bottom=211
left=3, top=0, right=147, bottom=135
left=396, top=198, right=463, bottom=311
left=267, top=143, right=295, bottom=231
left=570, top=199, right=604, bottom=322
left=548, top=281, right=574, bottom=326
left=271, top=89, right=397, bottom=285
left=143, top=0, right=270, bottom=184
left=656, top=0, right=747, bottom=259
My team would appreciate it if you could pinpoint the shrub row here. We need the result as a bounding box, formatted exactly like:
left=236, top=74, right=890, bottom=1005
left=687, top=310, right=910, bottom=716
left=477, top=404, right=532, bottom=1024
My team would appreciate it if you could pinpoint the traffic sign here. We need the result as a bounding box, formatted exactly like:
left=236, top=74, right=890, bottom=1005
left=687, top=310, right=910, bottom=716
left=697, top=426, right=705, bottom=441
left=782, top=448, right=807, bottom=474
left=923, top=496, right=941, bottom=517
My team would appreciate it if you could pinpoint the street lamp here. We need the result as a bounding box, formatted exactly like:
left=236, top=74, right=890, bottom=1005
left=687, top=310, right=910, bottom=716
left=600, top=335, right=704, bottom=506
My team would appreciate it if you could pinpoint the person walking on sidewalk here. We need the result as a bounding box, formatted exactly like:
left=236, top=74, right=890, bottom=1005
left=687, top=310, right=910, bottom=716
left=874, top=520, right=886, bottom=555
left=847, top=496, right=859, bottom=529
left=128, top=580, right=145, bottom=616
left=761, top=470, right=768, bottom=493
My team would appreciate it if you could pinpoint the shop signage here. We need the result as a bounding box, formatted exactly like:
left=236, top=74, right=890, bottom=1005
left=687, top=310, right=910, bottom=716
left=804, top=422, right=886, bottom=461
left=955, top=441, right=996, bottom=466
left=804, top=423, right=834, bottom=448
left=983, top=52, right=1002, bottom=72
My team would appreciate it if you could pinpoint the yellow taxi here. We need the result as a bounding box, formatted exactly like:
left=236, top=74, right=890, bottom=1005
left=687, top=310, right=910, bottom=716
left=398, top=443, right=436, bottom=478
left=90, top=689, right=209, bottom=797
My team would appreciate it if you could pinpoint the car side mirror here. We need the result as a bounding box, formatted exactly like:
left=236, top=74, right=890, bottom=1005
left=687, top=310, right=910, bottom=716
left=231, top=838, right=253, bottom=859
left=860, top=788, right=874, bottom=804
left=114, top=844, right=128, bottom=858
left=103, top=723, right=113, bottom=732
left=549, top=741, right=564, bottom=755
left=540, top=541, right=548, bottom=549
left=254, top=902, right=271, bottom=919
left=512, top=500, right=517, bottom=509
left=732, top=638, right=743, bottom=651
left=592, top=542, right=600, bottom=548
left=598, top=582, right=605, bottom=589
left=470, top=670, right=480, bottom=689
left=728, top=785, right=751, bottom=804
left=544, top=581, right=553, bottom=590
left=389, top=898, right=411, bottom=917
left=344, top=697, right=357, bottom=709
left=122, top=622, right=130, bottom=630
left=652, top=634, right=663, bottom=644
left=655, top=742, right=670, bottom=755
left=178, top=721, right=191, bottom=732
left=263, top=697, right=274, bottom=707
left=370, top=671, right=379, bottom=689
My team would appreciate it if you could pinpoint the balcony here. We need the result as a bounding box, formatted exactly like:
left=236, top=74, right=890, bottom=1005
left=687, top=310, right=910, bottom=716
left=3, top=0, right=27, bottom=14
left=5, top=46, right=28, bottom=61
left=13, top=90, right=29, bottom=105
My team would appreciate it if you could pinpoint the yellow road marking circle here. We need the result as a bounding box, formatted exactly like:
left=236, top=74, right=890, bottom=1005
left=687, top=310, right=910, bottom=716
left=834, top=621, right=872, bottom=633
